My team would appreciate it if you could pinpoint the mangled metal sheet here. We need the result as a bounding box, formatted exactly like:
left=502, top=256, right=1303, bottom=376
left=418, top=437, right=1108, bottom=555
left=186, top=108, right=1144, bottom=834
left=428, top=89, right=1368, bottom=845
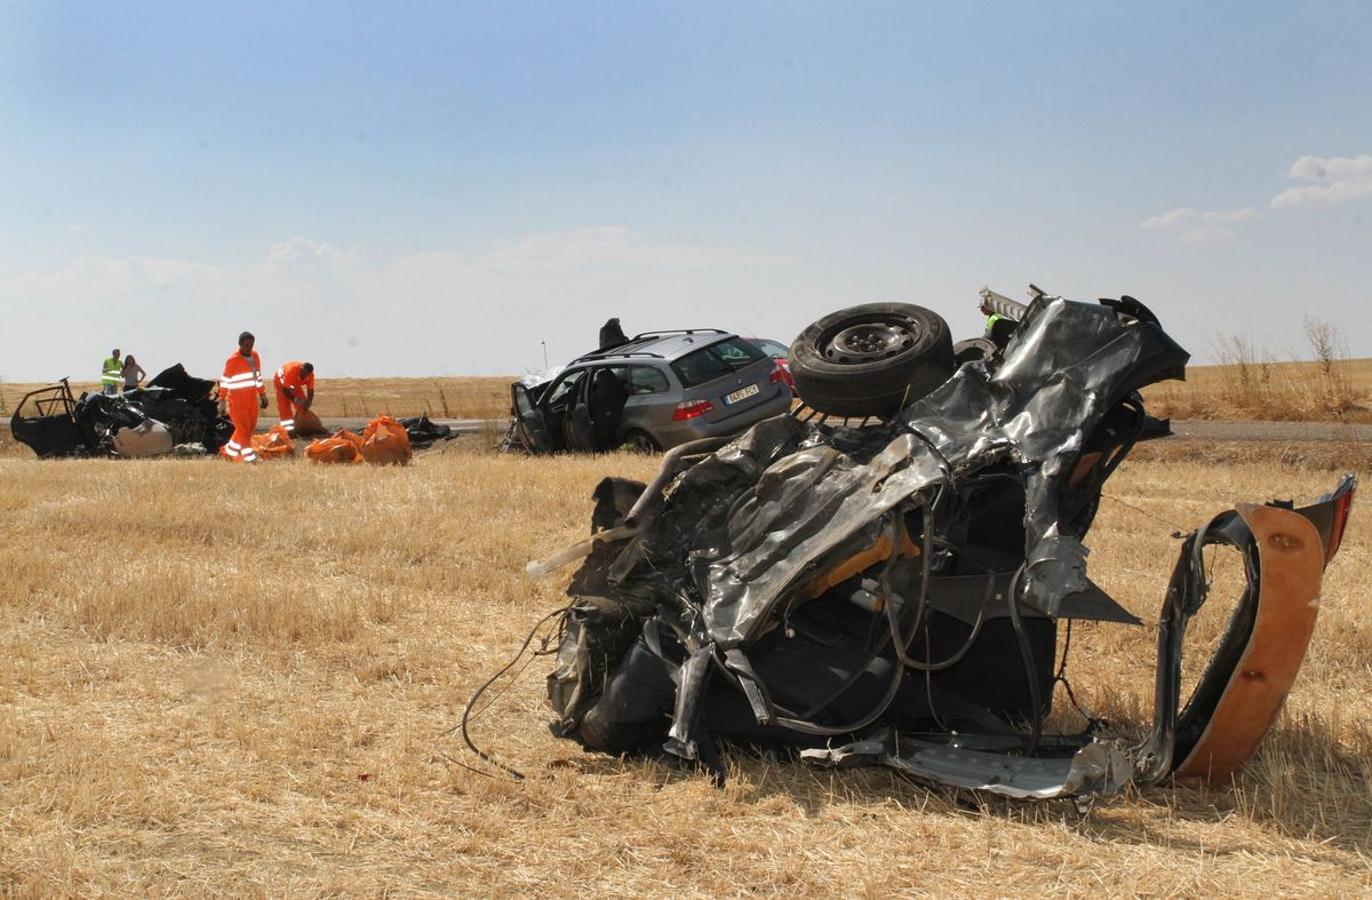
left=597, top=297, right=1186, bottom=655
left=802, top=730, right=1135, bottom=800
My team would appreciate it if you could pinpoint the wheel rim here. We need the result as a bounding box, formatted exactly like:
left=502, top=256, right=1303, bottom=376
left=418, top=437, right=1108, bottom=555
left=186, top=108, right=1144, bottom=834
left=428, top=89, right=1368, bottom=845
left=821, top=317, right=919, bottom=364
left=626, top=433, right=655, bottom=452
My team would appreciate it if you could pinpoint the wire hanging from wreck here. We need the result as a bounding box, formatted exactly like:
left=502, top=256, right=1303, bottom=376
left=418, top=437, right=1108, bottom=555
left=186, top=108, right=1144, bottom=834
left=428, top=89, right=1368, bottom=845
left=442, top=604, right=571, bottom=781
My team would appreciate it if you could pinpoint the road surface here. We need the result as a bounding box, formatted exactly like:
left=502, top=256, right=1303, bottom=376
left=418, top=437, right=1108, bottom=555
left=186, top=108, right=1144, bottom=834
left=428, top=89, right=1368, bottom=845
left=1167, top=420, right=1372, bottom=443
left=257, top=416, right=499, bottom=437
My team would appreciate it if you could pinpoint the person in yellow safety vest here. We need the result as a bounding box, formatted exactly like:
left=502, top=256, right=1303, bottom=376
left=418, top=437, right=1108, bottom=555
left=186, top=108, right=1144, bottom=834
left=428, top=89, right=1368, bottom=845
left=984, top=313, right=1015, bottom=346
left=100, top=349, right=123, bottom=395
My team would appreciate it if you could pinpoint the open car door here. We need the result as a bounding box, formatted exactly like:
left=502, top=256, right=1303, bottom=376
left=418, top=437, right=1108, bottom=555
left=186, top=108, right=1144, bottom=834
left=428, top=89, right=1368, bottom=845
left=511, top=383, right=553, bottom=454
left=10, top=378, right=93, bottom=458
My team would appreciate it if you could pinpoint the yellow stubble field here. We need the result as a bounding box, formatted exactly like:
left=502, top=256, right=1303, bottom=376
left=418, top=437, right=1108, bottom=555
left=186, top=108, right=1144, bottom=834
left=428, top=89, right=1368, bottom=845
left=1, top=377, right=514, bottom=423
left=0, top=438, right=1369, bottom=894
left=8, top=360, right=1372, bottom=426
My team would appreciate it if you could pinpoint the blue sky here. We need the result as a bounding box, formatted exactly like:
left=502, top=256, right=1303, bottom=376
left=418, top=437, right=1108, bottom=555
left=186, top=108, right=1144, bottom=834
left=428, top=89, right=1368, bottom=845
left=1, top=1, right=1369, bottom=381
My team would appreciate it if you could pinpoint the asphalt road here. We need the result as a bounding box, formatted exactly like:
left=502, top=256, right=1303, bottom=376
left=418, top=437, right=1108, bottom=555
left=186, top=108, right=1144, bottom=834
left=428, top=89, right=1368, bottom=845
left=257, top=416, right=499, bottom=437
left=1167, top=420, right=1372, bottom=443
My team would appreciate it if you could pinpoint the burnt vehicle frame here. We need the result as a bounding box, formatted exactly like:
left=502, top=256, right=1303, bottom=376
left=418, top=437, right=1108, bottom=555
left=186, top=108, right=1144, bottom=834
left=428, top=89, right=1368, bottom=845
left=520, top=287, right=1356, bottom=801
left=10, top=364, right=233, bottom=458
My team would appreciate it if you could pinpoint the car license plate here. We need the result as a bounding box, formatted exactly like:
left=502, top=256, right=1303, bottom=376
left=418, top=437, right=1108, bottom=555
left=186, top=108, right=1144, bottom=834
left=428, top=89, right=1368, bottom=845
left=724, top=383, right=760, bottom=405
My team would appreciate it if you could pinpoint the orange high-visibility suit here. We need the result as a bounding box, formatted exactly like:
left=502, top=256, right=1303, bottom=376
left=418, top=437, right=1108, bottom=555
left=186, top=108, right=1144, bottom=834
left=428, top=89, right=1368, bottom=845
left=273, top=361, right=315, bottom=435
left=220, top=350, right=266, bottom=462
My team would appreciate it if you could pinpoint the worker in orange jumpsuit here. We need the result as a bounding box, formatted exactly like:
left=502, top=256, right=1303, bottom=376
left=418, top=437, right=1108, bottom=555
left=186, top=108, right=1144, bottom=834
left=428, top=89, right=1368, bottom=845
left=273, top=361, right=315, bottom=435
left=218, top=331, right=267, bottom=463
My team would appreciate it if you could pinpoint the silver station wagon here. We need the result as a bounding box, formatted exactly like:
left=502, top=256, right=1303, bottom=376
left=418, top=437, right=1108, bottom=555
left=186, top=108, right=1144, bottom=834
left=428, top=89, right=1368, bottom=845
left=510, top=329, right=793, bottom=452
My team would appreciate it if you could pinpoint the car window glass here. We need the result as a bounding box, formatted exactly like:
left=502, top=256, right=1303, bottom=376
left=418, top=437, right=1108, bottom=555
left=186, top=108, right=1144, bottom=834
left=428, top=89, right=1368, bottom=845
left=545, top=370, right=587, bottom=408
left=629, top=366, right=669, bottom=395
left=714, top=337, right=767, bottom=366
left=513, top=385, right=537, bottom=417
left=756, top=340, right=789, bottom=357
left=672, top=338, right=768, bottom=388
left=672, top=347, right=732, bottom=388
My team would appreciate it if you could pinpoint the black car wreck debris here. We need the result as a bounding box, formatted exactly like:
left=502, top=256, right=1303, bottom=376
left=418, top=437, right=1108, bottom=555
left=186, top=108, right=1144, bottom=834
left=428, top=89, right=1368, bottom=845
left=10, top=364, right=233, bottom=458
left=11, top=368, right=458, bottom=461
left=504, top=287, right=1356, bottom=803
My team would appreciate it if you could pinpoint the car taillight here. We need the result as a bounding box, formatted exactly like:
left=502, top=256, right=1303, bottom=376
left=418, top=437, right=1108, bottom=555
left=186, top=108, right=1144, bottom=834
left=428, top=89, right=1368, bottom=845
left=769, top=366, right=786, bottom=384
left=672, top=399, right=714, bottom=421
left=1325, top=485, right=1356, bottom=563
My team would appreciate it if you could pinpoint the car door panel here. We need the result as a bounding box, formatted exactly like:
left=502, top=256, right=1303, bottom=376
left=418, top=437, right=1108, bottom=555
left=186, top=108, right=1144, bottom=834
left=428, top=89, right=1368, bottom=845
left=511, top=383, right=553, bottom=453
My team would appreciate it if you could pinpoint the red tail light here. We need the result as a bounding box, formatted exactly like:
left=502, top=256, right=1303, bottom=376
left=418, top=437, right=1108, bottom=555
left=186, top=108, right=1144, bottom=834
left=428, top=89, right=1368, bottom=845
left=672, top=399, right=714, bottom=421
left=769, top=366, right=786, bottom=384
left=1325, top=485, right=1355, bottom=563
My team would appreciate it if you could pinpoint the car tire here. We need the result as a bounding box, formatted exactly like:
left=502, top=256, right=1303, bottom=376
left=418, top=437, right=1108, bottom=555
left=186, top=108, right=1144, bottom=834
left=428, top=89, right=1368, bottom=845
left=953, top=336, right=999, bottom=368
left=789, top=302, right=955, bottom=417
left=622, top=430, right=660, bottom=453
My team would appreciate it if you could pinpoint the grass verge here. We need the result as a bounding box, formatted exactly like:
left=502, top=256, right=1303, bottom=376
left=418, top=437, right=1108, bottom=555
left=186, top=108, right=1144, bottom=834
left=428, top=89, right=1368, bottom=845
left=1, top=444, right=1368, bottom=893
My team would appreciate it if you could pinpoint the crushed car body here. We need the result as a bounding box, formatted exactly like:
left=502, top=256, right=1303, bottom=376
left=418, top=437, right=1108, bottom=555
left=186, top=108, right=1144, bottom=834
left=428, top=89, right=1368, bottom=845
left=530, top=288, right=1356, bottom=802
left=10, top=364, right=233, bottom=459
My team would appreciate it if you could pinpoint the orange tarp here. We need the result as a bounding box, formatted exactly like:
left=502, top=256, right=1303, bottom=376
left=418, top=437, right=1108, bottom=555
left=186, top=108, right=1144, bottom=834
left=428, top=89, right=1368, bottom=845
left=306, top=429, right=364, bottom=464
left=360, top=415, right=412, bottom=466
left=305, top=418, right=410, bottom=465
left=250, top=424, right=296, bottom=460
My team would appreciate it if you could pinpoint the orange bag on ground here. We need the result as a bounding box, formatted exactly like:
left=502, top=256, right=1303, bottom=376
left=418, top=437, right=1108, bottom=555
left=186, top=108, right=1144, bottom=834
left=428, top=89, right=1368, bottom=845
left=306, top=429, right=364, bottom=464
left=361, top=415, right=412, bottom=466
left=293, top=407, right=329, bottom=437
left=250, top=424, right=296, bottom=460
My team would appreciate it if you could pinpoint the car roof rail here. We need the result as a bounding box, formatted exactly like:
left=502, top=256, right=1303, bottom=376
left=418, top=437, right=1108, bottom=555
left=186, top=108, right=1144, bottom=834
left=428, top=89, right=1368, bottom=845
left=568, top=330, right=730, bottom=365
left=629, top=328, right=729, bottom=340
left=569, top=349, right=667, bottom=364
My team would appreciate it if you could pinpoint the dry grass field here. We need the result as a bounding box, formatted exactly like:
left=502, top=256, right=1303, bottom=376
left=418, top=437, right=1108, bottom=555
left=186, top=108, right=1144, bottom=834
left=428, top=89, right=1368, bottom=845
left=303, top=377, right=513, bottom=420
left=1, top=436, right=1368, bottom=895
left=1143, top=357, right=1372, bottom=423
left=8, top=359, right=1371, bottom=428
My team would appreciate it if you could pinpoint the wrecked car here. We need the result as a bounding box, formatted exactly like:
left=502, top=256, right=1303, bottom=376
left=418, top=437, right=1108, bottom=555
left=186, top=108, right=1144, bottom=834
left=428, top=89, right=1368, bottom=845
left=507, top=329, right=793, bottom=453
left=10, top=364, right=232, bottom=459
left=527, top=288, right=1356, bottom=802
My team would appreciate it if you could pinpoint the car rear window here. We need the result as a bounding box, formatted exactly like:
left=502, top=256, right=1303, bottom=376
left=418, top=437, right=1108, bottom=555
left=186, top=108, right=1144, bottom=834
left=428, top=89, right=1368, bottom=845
left=629, top=366, right=670, bottom=394
left=671, top=338, right=768, bottom=388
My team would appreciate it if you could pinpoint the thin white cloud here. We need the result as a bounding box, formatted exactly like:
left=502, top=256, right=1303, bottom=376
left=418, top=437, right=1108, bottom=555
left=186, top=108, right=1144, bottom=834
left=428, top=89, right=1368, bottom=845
left=3, top=253, right=222, bottom=301
left=1271, top=154, right=1372, bottom=208
left=1140, top=206, right=1257, bottom=244
left=266, top=237, right=351, bottom=265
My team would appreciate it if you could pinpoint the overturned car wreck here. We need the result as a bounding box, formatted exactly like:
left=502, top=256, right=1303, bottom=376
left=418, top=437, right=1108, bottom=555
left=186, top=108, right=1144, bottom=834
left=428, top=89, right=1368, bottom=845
left=531, top=289, right=1356, bottom=802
